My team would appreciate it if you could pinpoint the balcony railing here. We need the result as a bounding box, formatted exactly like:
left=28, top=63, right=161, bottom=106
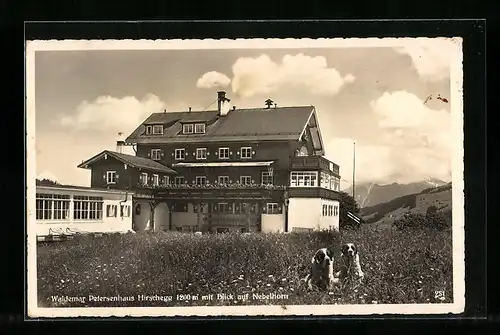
left=135, top=182, right=286, bottom=200
left=287, top=187, right=340, bottom=200
left=290, top=156, right=340, bottom=175
left=137, top=182, right=286, bottom=191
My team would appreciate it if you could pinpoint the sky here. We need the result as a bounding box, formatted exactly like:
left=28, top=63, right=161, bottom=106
left=33, top=39, right=458, bottom=188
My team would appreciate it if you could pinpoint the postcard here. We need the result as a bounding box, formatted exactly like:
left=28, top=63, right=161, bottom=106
left=26, top=36, right=464, bottom=318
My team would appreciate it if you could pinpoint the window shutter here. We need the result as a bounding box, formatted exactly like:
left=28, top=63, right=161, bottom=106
left=116, top=173, right=120, bottom=180
left=102, top=173, right=106, bottom=180
left=147, top=152, right=151, bottom=157
left=161, top=150, right=165, bottom=157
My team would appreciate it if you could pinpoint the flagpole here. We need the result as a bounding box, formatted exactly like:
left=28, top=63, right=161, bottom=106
left=352, top=141, right=356, bottom=199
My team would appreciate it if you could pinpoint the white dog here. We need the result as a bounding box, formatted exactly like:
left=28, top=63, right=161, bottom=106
left=335, top=243, right=365, bottom=283
left=304, top=248, right=339, bottom=290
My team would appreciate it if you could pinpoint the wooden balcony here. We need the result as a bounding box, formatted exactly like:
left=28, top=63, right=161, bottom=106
left=287, top=187, right=340, bottom=200
left=290, top=156, right=340, bottom=175
left=135, top=183, right=286, bottom=201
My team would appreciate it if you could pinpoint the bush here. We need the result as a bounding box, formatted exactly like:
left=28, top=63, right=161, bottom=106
left=393, top=211, right=452, bottom=231
left=339, top=192, right=362, bottom=231
left=37, top=227, right=453, bottom=308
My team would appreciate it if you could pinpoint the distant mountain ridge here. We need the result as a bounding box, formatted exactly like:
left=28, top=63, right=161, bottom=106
left=344, top=178, right=448, bottom=208
left=360, top=182, right=452, bottom=224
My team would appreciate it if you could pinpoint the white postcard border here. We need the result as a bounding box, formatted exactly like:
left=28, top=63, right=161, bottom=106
left=25, top=37, right=465, bottom=318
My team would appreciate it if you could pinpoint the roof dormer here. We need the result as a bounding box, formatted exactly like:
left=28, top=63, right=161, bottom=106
left=145, top=124, right=164, bottom=135
left=181, top=122, right=206, bottom=135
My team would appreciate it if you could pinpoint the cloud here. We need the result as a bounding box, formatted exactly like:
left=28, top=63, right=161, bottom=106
left=196, top=71, right=231, bottom=89
left=326, top=90, right=451, bottom=186
left=230, top=54, right=355, bottom=98
left=395, top=38, right=457, bottom=82
left=58, top=94, right=166, bottom=134
left=326, top=138, right=392, bottom=189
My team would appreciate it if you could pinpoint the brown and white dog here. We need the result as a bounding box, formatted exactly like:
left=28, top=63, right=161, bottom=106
left=335, top=243, right=364, bottom=283
left=304, top=248, right=338, bottom=290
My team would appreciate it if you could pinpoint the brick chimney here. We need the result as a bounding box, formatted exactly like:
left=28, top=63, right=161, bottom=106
left=217, top=91, right=231, bottom=116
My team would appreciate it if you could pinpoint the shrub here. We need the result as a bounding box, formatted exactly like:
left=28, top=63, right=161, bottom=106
left=339, top=192, right=362, bottom=231
left=393, top=211, right=452, bottom=231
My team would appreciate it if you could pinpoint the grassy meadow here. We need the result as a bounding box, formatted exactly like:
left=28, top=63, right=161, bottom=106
left=37, top=226, right=453, bottom=308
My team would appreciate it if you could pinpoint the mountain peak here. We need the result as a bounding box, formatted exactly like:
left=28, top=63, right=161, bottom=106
left=346, top=179, right=449, bottom=208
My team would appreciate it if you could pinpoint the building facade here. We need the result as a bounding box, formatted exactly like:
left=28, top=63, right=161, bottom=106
left=78, top=92, right=342, bottom=233
left=35, top=185, right=134, bottom=239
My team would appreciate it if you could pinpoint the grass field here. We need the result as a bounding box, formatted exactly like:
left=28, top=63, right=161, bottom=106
left=37, top=227, right=453, bottom=308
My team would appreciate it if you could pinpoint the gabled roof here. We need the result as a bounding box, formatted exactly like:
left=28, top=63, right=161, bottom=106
left=77, top=150, right=177, bottom=174
left=125, top=106, right=317, bottom=144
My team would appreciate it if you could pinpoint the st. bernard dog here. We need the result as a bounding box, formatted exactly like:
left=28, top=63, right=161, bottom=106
left=335, top=243, right=365, bottom=283
left=304, top=248, right=339, bottom=290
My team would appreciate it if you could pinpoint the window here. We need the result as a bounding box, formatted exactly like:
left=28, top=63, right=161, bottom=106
left=240, top=228, right=248, bottom=233
left=182, top=124, right=194, bottom=134
left=218, top=176, right=229, bottom=185
left=240, top=147, right=252, bottom=159
left=216, top=228, right=230, bottom=234
left=140, top=172, right=148, bottom=186
left=174, top=176, right=185, bottom=185
left=106, top=204, right=117, bottom=217
left=218, top=147, right=229, bottom=159
left=73, top=196, right=103, bottom=221
left=266, top=203, right=281, bottom=215
left=173, top=203, right=188, bottom=212
left=195, top=176, right=206, bottom=186
left=194, top=123, right=206, bottom=134
left=332, top=176, right=340, bottom=192
left=106, top=171, right=116, bottom=184
left=175, top=149, right=185, bottom=160
left=162, top=175, right=170, bottom=186
left=328, top=205, right=333, bottom=216
left=151, top=149, right=161, bottom=160
left=234, top=202, right=248, bottom=214
left=261, top=172, right=273, bottom=185
left=36, top=193, right=70, bottom=221
left=120, top=204, right=131, bottom=217
left=321, top=172, right=331, bottom=189
left=334, top=205, right=338, bottom=216
left=152, top=124, right=163, bottom=135
left=322, top=204, right=327, bottom=216
left=290, top=171, right=318, bottom=187
left=153, top=174, right=159, bottom=186
left=196, top=148, right=207, bottom=160
left=135, top=204, right=141, bottom=215
left=215, top=202, right=231, bottom=213
left=145, top=125, right=153, bottom=135
left=240, top=176, right=251, bottom=185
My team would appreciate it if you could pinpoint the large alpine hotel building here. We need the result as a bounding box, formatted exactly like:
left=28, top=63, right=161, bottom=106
left=35, top=91, right=342, bottom=236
